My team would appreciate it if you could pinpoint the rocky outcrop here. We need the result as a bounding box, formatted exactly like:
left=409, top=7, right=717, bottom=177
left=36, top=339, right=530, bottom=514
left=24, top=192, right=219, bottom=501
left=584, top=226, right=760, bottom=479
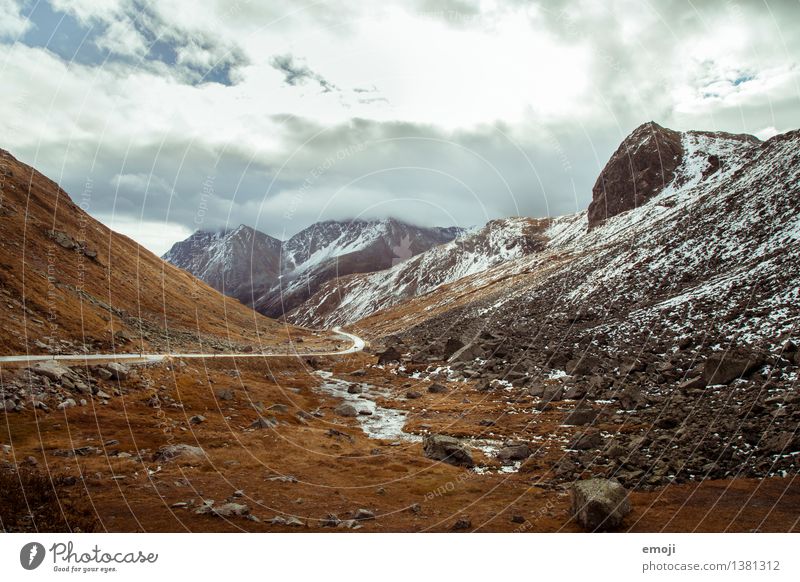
left=587, top=122, right=684, bottom=229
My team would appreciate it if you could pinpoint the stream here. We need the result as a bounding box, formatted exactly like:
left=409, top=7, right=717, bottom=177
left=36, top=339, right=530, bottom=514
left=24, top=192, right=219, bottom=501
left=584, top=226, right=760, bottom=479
left=314, top=371, right=519, bottom=473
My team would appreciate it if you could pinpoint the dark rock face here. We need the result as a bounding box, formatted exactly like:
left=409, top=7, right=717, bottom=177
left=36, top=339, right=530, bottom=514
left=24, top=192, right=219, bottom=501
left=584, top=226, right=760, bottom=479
left=163, top=225, right=283, bottom=306
left=165, top=219, right=463, bottom=317
left=588, top=122, right=684, bottom=229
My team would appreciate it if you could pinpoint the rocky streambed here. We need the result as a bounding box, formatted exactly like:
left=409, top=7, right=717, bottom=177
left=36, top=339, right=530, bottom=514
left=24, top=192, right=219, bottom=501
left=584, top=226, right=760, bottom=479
left=314, top=371, right=519, bottom=473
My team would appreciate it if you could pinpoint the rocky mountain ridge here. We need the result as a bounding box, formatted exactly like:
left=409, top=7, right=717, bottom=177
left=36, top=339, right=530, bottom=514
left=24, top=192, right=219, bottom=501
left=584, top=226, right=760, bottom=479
left=164, top=217, right=465, bottom=318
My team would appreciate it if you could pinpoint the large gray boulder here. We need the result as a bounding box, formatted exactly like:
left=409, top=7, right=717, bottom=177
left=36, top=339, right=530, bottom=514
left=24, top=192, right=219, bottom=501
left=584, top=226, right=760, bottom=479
left=423, top=434, right=474, bottom=467
left=103, top=362, right=130, bottom=381
left=703, top=351, right=764, bottom=385
left=570, top=478, right=631, bottom=531
left=32, top=361, right=71, bottom=382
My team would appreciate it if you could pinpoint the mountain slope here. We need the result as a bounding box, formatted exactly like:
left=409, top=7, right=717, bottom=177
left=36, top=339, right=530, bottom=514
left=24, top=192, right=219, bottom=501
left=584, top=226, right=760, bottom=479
left=358, top=124, right=795, bottom=348
left=0, top=149, right=324, bottom=355
left=164, top=217, right=464, bottom=317
left=350, top=123, right=800, bottom=486
left=162, top=225, right=282, bottom=306
left=286, top=217, right=549, bottom=328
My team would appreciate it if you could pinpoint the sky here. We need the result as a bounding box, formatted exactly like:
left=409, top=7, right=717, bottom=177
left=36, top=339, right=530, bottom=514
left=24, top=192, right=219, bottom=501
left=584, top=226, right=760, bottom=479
left=1, top=0, right=798, bottom=255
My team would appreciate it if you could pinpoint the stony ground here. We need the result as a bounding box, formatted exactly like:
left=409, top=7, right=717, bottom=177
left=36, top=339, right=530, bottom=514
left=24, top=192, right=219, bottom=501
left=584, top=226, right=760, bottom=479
left=2, top=351, right=797, bottom=532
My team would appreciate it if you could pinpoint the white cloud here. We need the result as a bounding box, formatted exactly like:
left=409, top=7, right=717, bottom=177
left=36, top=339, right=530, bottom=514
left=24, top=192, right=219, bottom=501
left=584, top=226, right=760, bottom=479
left=96, top=214, right=193, bottom=256
left=0, top=0, right=798, bottom=255
left=95, top=18, right=148, bottom=57
left=0, top=0, right=31, bottom=39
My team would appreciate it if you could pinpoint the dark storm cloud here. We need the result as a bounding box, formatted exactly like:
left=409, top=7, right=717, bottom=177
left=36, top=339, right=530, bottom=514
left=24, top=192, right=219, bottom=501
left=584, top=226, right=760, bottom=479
left=15, top=114, right=613, bottom=244
left=269, top=53, right=338, bottom=93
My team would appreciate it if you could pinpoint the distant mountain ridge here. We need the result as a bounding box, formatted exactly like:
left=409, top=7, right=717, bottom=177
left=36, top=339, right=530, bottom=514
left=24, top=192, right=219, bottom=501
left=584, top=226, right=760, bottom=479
left=162, top=218, right=466, bottom=317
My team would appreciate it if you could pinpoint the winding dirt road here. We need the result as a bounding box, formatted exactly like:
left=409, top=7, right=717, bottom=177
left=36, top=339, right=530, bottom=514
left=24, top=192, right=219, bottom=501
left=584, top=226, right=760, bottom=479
left=0, top=327, right=365, bottom=364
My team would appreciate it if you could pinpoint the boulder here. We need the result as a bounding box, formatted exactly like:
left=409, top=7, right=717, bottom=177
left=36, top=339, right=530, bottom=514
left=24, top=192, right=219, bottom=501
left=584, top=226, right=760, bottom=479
left=405, top=390, right=422, bottom=399
left=354, top=508, right=375, bottom=520
left=104, top=362, right=130, bottom=381
left=95, top=367, right=113, bottom=381
left=423, top=434, right=474, bottom=467
left=570, top=478, right=631, bottom=531
left=703, top=351, right=765, bottom=385
left=677, top=376, right=706, bottom=390
left=564, top=408, right=599, bottom=426
left=154, top=444, right=206, bottom=463
left=57, top=399, right=77, bottom=410
left=376, top=347, right=402, bottom=364
left=497, top=443, right=530, bottom=462
left=428, top=383, right=447, bottom=394
left=567, top=430, right=603, bottom=450
left=565, top=354, right=602, bottom=376
left=335, top=403, right=359, bottom=417
left=443, top=337, right=465, bottom=359
left=196, top=502, right=249, bottom=517
left=250, top=416, right=278, bottom=429
left=32, top=361, right=71, bottom=382
left=347, top=384, right=363, bottom=394
left=215, top=388, right=235, bottom=401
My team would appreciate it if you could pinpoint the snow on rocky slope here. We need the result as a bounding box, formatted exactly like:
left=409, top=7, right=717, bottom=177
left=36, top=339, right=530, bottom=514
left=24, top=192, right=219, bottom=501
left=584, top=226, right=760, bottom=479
left=358, top=123, right=800, bottom=353
left=163, top=225, right=282, bottom=306
left=287, top=217, right=549, bottom=327
left=164, top=218, right=463, bottom=317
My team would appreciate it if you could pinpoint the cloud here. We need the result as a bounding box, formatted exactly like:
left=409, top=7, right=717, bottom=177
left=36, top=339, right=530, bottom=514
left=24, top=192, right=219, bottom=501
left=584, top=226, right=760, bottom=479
left=269, top=53, right=338, bottom=93
left=0, top=0, right=798, bottom=255
left=0, top=0, right=31, bottom=38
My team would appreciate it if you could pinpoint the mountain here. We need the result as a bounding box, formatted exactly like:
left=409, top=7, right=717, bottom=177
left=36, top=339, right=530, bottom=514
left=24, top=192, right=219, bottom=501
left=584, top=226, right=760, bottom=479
left=255, top=218, right=464, bottom=318
left=0, top=149, right=320, bottom=355
left=164, top=218, right=464, bottom=318
left=352, top=123, right=800, bottom=485
left=286, top=216, right=549, bottom=328
left=162, top=225, right=282, bottom=306
left=587, top=121, right=760, bottom=228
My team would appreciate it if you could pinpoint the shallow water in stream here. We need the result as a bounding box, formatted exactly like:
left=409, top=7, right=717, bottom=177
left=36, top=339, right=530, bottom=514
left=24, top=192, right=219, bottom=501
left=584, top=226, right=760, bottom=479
left=314, top=371, right=520, bottom=473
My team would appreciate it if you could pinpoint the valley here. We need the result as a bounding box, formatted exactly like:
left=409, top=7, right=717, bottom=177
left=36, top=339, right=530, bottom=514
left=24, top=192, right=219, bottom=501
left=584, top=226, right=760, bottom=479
left=2, top=122, right=798, bottom=533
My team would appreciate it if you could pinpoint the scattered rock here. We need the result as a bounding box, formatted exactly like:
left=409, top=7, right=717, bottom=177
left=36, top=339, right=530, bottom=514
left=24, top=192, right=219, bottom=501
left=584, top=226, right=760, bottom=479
left=354, top=508, right=375, bottom=520
left=154, top=444, right=206, bottom=463
left=215, top=388, right=235, bottom=401
left=428, top=383, right=447, bottom=394
left=250, top=416, right=278, bottom=429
